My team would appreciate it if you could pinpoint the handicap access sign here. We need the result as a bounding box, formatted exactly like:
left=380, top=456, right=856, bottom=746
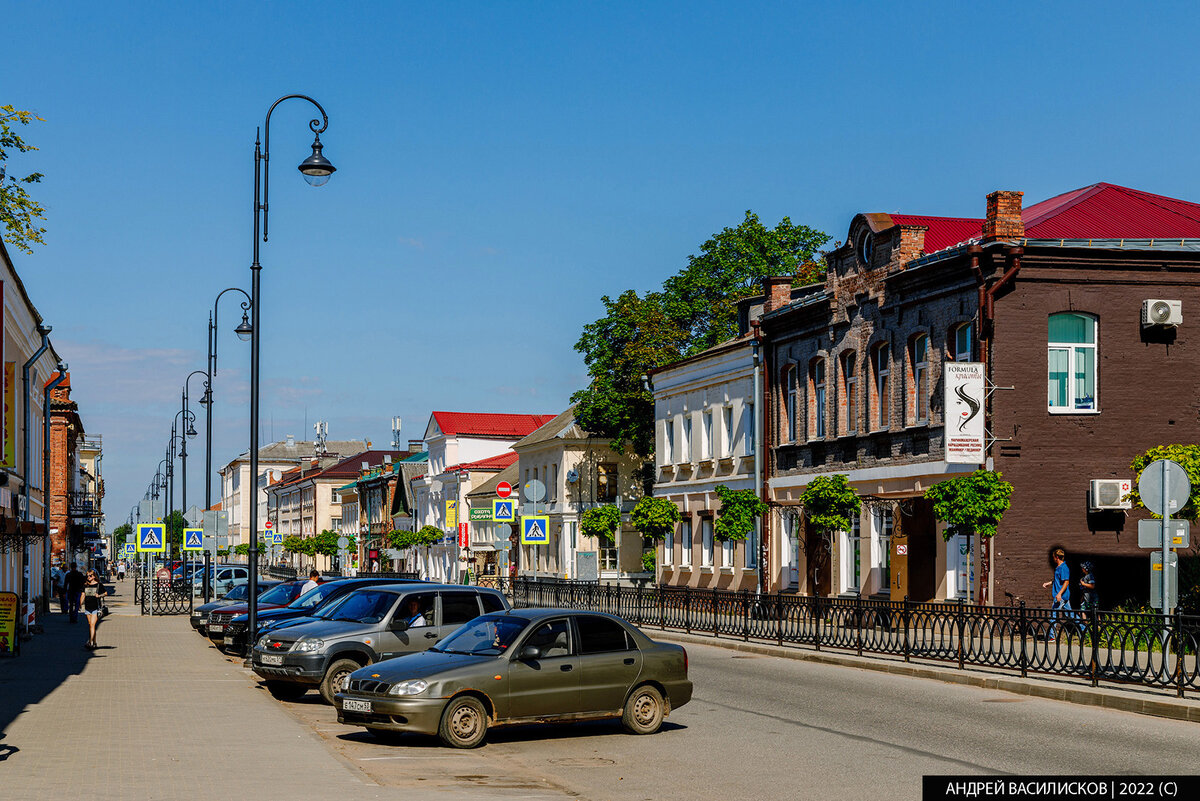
left=182, top=528, right=204, bottom=551
left=521, top=515, right=550, bottom=546
left=492, top=499, right=516, bottom=522
left=136, top=524, right=166, bottom=553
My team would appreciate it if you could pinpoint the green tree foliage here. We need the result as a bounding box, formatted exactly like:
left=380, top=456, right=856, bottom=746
left=391, top=525, right=447, bottom=549
left=233, top=543, right=250, bottom=557
left=113, top=523, right=131, bottom=548
left=0, top=106, right=47, bottom=254
left=1128, top=444, right=1200, bottom=521
left=631, top=496, right=680, bottom=541
left=663, top=211, right=830, bottom=355
left=799, top=475, right=861, bottom=536
left=281, top=534, right=306, bottom=555
left=641, top=551, right=656, bottom=574
left=924, top=470, right=1013, bottom=540
left=581, top=505, right=621, bottom=544
left=713, top=486, right=767, bottom=542
left=163, top=511, right=186, bottom=550
left=312, top=529, right=341, bottom=557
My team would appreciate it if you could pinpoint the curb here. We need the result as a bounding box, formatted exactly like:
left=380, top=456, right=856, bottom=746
left=651, top=629, right=1200, bottom=724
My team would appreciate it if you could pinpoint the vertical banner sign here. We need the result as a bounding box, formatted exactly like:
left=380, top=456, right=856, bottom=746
left=445, top=500, right=458, bottom=529
left=2, top=362, right=15, bottom=467
left=943, top=362, right=986, bottom=464
left=458, top=522, right=468, bottom=548
left=0, top=591, right=18, bottom=656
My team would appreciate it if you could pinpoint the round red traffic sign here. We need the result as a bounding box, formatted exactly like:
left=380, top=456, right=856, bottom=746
left=265, top=521, right=273, bottom=529
left=496, top=481, right=513, bottom=499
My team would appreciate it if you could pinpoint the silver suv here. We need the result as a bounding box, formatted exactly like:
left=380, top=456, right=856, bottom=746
left=249, top=583, right=509, bottom=703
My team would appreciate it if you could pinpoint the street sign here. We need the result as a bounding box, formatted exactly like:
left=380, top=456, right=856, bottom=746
left=458, top=522, right=468, bottom=548
left=1138, top=459, right=1191, bottom=516
left=136, top=524, right=166, bottom=553
left=182, top=528, right=204, bottom=551
left=1137, top=519, right=1189, bottom=549
left=492, top=499, right=516, bottom=522
left=943, top=362, right=986, bottom=465
left=265, top=520, right=273, bottom=530
left=139, top=498, right=165, bottom=522
left=521, top=515, right=550, bottom=545
left=337, top=535, right=349, bottom=550
left=1150, top=551, right=1178, bottom=610
left=184, top=505, right=203, bottom=527
left=523, top=479, right=546, bottom=503
left=123, top=543, right=135, bottom=556
left=446, top=500, right=458, bottom=528
left=469, top=507, right=491, bottom=521
left=203, top=510, right=229, bottom=543
left=496, top=481, right=513, bottom=499
left=269, top=532, right=283, bottom=545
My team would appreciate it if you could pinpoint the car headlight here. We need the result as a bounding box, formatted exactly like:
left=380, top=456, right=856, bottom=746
left=256, top=635, right=271, bottom=649
left=387, top=680, right=428, bottom=696
left=292, top=638, right=324, bottom=653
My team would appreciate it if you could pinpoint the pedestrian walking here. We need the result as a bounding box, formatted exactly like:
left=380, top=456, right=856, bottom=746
left=1079, top=560, right=1098, bottom=612
left=300, top=569, right=321, bottom=595
left=1041, top=547, right=1072, bottom=640
left=117, top=561, right=126, bottom=581
left=64, top=563, right=85, bottom=623
left=81, top=570, right=107, bottom=649
left=51, top=564, right=67, bottom=614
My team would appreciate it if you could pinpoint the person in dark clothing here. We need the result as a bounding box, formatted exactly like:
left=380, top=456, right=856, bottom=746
left=64, top=564, right=86, bottom=623
left=81, top=570, right=108, bottom=649
left=1079, top=561, right=1099, bottom=613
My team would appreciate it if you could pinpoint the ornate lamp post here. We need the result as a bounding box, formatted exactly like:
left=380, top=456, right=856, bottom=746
left=202, top=288, right=252, bottom=511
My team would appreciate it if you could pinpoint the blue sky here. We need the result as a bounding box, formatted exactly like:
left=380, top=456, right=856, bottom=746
left=6, top=1, right=1200, bottom=527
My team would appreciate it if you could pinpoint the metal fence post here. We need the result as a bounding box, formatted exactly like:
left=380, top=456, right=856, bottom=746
left=1175, top=609, right=1185, bottom=699
left=635, top=580, right=643, bottom=626
left=742, top=589, right=750, bottom=642
left=815, top=596, right=823, bottom=652
left=1019, top=600, right=1028, bottom=679
left=684, top=585, right=691, bottom=634
left=1090, top=604, right=1100, bottom=688
left=956, top=598, right=965, bottom=671
left=711, top=588, right=719, bottom=636
left=855, top=591, right=863, bottom=657
left=658, top=583, right=666, bottom=631
left=775, top=591, right=784, bottom=646
left=903, top=595, right=911, bottom=663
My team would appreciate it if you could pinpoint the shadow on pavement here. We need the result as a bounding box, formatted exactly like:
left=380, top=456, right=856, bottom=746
left=335, top=718, right=687, bottom=748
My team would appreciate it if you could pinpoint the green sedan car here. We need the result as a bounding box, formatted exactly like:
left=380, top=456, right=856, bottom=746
left=334, top=608, right=692, bottom=748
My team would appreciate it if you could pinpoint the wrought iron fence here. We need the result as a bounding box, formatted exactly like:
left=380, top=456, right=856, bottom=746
left=265, top=566, right=298, bottom=581
left=503, top=578, right=1198, bottom=698
left=135, top=578, right=192, bottom=615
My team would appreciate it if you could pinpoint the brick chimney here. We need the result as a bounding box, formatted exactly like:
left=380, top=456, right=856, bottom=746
left=895, top=225, right=928, bottom=267
left=762, top=275, right=793, bottom=315
left=983, top=190, right=1024, bottom=241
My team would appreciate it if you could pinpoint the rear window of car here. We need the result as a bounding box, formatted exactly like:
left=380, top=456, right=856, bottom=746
left=576, top=616, right=633, bottom=654
left=439, top=591, right=481, bottom=626
left=479, top=593, right=506, bottom=614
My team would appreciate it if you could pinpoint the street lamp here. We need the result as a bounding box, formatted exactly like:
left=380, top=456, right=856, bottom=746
left=204, top=287, right=252, bottom=513
left=246, top=94, right=336, bottom=641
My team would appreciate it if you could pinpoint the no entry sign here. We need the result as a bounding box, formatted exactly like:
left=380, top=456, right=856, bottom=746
left=496, top=481, right=513, bottom=499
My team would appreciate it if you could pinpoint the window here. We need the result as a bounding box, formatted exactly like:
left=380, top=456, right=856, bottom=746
left=480, top=593, right=506, bottom=613
left=681, top=415, right=692, bottom=462
left=701, top=519, right=714, bottom=567
left=810, top=359, right=826, bottom=439
left=600, top=545, right=619, bottom=571
left=841, top=351, right=857, bottom=435
left=745, top=521, right=759, bottom=569
left=439, top=591, right=482, bottom=626
left=330, top=492, right=340, bottom=504
left=723, top=407, right=734, bottom=455
left=784, top=365, right=798, bottom=442
left=680, top=519, right=693, bottom=567
left=952, top=322, right=973, bottom=362
left=840, top=515, right=861, bottom=592
left=745, top=403, right=755, bottom=455
left=1048, top=313, right=1097, bottom=412
left=911, top=334, right=929, bottom=424
left=858, top=231, right=874, bottom=267
left=873, top=344, right=890, bottom=430
left=525, top=619, right=573, bottom=658
left=702, top=410, right=714, bottom=458
left=576, top=615, right=633, bottom=653
left=393, top=592, right=436, bottom=627
left=596, top=463, right=618, bottom=502
left=663, top=419, right=674, bottom=464
left=722, top=539, right=735, bottom=567
left=947, top=533, right=972, bottom=600
left=550, top=463, right=559, bottom=502
left=871, top=507, right=893, bottom=594
left=663, top=523, right=674, bottom=565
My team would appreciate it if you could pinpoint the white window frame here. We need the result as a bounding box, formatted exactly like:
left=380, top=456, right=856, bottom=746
left=745, top=403, right=755, bottom=455
left=946, top=532, right=972, bottom=600
left=701, top=518, right=714, bottom=567
left=663, top=524, right=674, bottom=566
left=663, top=419, right=674, bottom=464
left=811, top=360, right=826, bottom=439
left=870, top=507, right=893, bottom=595
left=1047, top=313, right=1099, bottom=414
left=785, top=365, right=798, bottom=442
left=722, top=407, right=734, bottom=456
left=839, top=516, right=861, bottom=593
left=912, top=334, right=929, bottom=425
left=702, top=410, right=714, bottom=459
left=744, top=521, right=759, bottom=569
left=953, top=323, right=973, bottom=362
left=680, top=519, right=693, bottom=567
left=721, top=538, right=735, bottom=568
left=681, top=415, right=692, bottom=463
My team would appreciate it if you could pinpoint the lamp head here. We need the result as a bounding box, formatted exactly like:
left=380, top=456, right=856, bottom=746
left=186, top=422, right=198, bottom=439
left=235, top=312, right=253, bottom=342
left=298, top=134, right=336, bottom=187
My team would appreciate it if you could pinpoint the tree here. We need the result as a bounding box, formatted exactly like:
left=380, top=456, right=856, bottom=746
left=924, top=469, right=1014, bottom=603
left=281, top=534, right=306, bottom=555
left=0, top=106, right=47, bottom=254
left=1128, top=444, right=1200, bottom=521
left=163, top=511, right=186, bottom=555
left=631, top=496, right=681, bottom=541
left=713, top=486, right=767, bottom=542
left=312, top=529, right=341, bottom=558
left=799, top=475, right=861, bottom=597
left=113, top=523, right=131, bottom=548
left=233, top=543, right=250, bottom=557
left=417, top=525, right=447, bottom=547
left=581, top=505, right=621, bottom=544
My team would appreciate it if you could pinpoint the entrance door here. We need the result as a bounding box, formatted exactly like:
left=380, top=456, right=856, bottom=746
left=781, top=512, right=800, bottom=588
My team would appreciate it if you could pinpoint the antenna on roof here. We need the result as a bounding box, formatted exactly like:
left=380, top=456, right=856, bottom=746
left=391, top=416, right=403, bottom=450
left=314, top=421, right=328, bottom=456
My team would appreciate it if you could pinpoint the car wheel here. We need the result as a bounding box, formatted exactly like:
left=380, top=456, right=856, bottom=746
left=265, top=681, right=308, bottom=701
left=437, top=695, right=489, bottom=749
left=622, top=685, right=666, bottom=735
left=320, top=658, right=362, bottom=705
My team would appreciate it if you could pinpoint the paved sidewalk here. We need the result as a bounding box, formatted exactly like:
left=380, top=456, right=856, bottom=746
left=0, top=581, right=405, bottom=801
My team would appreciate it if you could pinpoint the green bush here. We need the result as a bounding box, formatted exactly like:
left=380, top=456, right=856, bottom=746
left=581, top=505, right=622, bottom=543
left=631, top=497, right=680, bottom=541
left=714, top=486, right=767, bottom=542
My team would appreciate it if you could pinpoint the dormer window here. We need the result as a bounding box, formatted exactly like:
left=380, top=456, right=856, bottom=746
left=857, top=232, right=874, bottom=267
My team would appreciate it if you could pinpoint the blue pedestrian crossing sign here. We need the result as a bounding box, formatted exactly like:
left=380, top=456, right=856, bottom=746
left=521, top=515, right=550, bottom=545
left=136, top=523, right=166, bottom=553
left=269, top=532, right=283, bottom=545
left=182, top=528, right=204, bottom=551
left=123, top=543, right=136, bottom=556
left=492, top=499, right=516, bottom=522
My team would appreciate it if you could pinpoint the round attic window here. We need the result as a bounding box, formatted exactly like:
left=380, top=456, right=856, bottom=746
left=858, top=232, right=874, bottom=267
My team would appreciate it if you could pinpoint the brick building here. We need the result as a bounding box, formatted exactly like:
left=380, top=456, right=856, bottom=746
left=760, top=183, right=1200, bottom=606
left=46, top=372, right=84, bottom=563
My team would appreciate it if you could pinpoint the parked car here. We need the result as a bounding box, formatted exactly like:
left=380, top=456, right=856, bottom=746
left=206, top=581, right=306, bottom=651
left=250, top=584, right=509, bottom=704
left=334, top=609, right=692, bottom=748
left=192, top=564, right=251, bottom=597
left=190, top=580, right=282, bottom=634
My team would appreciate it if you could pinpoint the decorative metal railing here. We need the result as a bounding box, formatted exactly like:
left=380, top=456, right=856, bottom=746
left=135, top=578, right=192, bottom=615
left=502, top=578, right=1198, bottom=698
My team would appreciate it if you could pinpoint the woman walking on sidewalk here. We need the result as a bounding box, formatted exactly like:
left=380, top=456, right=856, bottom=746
left=81, top=570, right=107, bottom=650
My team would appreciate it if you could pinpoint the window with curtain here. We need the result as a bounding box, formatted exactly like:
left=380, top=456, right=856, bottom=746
left=873, top=344, right=890, bottom=430
left=810, top=359, right=826, bottom=439
left=702, top=410, right=713, bottom=458
left=842, top=351, right=857, bottom=435
left=701, top=519, right=714, bottom=567
left=911, top=334, right=929, bottom=424
left=663, top=419, right=674, bottom=464
left=680, top=519, right=693, bottom=566
left=1048, top=313, right=1097, bottom=412
left=784, top=365, right=797, bottom=442
left=681, top=416, right=692, bottom=462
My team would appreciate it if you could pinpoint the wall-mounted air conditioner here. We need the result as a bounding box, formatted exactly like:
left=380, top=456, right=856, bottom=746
left=1089, top=479, right=1132, bottom=511
left=1141, top=299, right=1182, bottom=327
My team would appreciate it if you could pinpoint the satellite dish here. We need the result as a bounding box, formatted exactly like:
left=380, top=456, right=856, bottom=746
left=566, top=469, right=579, bottom=483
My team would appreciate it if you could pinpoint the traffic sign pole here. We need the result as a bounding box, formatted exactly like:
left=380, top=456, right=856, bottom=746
left=1161, top=460, right=1171, bottom=614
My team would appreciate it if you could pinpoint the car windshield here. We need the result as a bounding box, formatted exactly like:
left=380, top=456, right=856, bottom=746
left=326, top=590, right=396, bottom=624
left=224, top=584, right=249, bottom=601
left=433, top=615, right=529, bottom=656
left=258, top=583, right=301, bottom=605
left=288, top=582, right=343, bottom=610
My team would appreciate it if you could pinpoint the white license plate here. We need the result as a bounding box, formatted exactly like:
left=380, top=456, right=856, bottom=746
left=260, top=654, right=283, bottom=665
left=342, top=699, right=372, bottom=713
left=209, top=624, right=223, bottom=632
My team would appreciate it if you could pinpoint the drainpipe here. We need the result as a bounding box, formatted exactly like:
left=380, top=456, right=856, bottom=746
left=750, top=321, right=767, bottom=595
left=20, top=325, right=50, bottom=630
left=42, top=364, right=68, bottom=620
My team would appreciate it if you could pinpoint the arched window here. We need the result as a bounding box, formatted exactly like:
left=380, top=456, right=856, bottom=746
left=910, top=333, right=929, bottom=424
left=1048, top=313, right=1097, bottom=412
left=782, top=364, right=798, bottom=443
left=871, top=343, right=890, bottom=431
left=809, top=358, right=826, bottom=439
left=840, top=351, right=857, bottom=435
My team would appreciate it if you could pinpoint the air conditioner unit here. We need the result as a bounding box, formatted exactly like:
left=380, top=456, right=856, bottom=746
left=1089, top=479, right=1132, bottom=511
left=1141, top=299, right=1182, bottom=327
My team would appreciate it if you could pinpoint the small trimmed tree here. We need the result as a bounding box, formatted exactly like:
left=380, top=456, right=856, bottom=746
left=281, top=534, right=305, bottom=556
left=581, top=505, right=622, bottom=544
left=798, top=475, right=860, bottom=597
left=924, top=469, right=1014, bottom=603
left=714, top=486, right=767, bottom=542
left=631, top=497, right=680, bottom=541
left=1128, top=444, right=1200, bottom=521
left=233, top=543, right=250, bottom=557
left=417, top=525, right=447, bottom=546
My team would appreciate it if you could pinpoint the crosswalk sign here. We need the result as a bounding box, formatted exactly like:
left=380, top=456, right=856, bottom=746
left=269, top=532, right=283, bottom=545
left=137, top=524, right=166, bottom=553
left=182, top=528, right=204, bottom=551
left=123, top=543, right=136, bottom=556
left=521, top=515, right=550, bottom=545
left=492, top=499, right=516, bottom=522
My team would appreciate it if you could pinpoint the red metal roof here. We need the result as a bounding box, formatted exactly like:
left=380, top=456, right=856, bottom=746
left=443, top=452, right=518, bottom=473
left=1020, top=183, right=1200, bottom=240
left=887, top=214, right=984, bottom=253
left=431, top=412, right=556, bottom=439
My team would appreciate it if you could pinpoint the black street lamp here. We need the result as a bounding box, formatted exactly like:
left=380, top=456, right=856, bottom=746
left=204, top=288, right=252, bottom=513
left=246, top=94, right=336, bottom=640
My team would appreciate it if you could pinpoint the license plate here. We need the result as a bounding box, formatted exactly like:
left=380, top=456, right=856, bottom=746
left=260, top=654, right=283, bottom=665
left=209, top=624, right=223, bottom=632
left=342, top=699, right=372, bottom=713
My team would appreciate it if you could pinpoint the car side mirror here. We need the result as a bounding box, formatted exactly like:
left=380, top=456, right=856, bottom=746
left=519, top=645, right=541, bottom=660
left=390, top=618, right=410, bottom=631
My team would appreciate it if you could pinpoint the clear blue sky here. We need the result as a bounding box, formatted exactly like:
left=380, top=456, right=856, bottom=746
left=6, top=1, right=1200, bottom=527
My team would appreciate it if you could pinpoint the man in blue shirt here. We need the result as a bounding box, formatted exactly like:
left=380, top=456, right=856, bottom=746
left=1041, top=547, right=1071, bottom=640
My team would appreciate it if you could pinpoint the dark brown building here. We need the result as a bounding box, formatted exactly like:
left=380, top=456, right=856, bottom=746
left=760, top=183, right=1200, bottom=606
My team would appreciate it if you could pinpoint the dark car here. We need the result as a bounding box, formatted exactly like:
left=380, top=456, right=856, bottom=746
left=224, top=577, right=423, bottom=655
left=334, top=609, right=692, bottom=748
left=190, top=580, right=282, bottom=633
left=250, top=584, right=509, bottom=703
left=205, top=581, right=306, bottom=651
